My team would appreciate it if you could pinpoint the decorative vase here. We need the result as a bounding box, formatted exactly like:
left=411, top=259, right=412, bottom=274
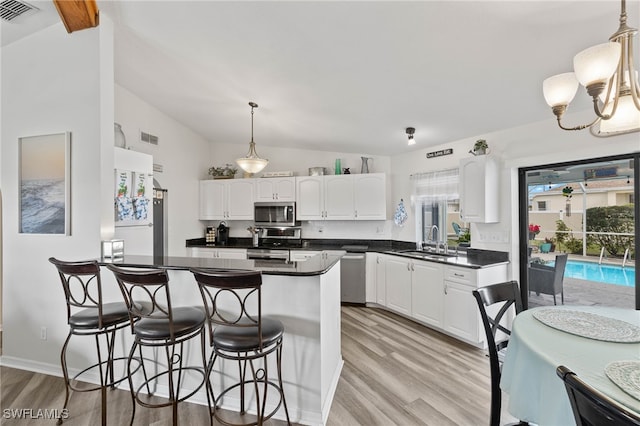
left=361, top=157, right=371, bottom=173
left=335, top=159, right=341, bottom=175
left=114, top=122, right=127, bottom=148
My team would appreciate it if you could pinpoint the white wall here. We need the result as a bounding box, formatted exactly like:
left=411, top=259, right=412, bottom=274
left=389, top=113, right=640, bottom=281
left=1, top=20, right=115, bottom=366
left=115, top=85, right=212, bottom=255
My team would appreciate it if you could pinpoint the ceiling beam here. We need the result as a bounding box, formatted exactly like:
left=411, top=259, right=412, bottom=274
left=52, top=0, right=99, bottom=33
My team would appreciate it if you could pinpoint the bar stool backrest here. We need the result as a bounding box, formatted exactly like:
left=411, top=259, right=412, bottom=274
left=190, top=268, right=263, bottom=349
left=106, top=265, right=175, bottom=340
left=49, top=257, right=105, bottom=329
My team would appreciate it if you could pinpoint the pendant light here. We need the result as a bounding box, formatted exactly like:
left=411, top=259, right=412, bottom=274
left=542, top=0, right=640, bottom=137
left=236, top=102, right=268, bottom=175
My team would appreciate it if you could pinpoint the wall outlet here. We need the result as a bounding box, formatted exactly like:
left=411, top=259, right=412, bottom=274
left=40, top=327, right=47, bottom=340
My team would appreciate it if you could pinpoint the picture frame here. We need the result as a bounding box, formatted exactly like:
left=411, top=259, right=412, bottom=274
left=19, top=132, right=71, bottom=235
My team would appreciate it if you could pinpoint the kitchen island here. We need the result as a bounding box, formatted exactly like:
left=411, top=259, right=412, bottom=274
left=100, top=252, right=344, bottom=426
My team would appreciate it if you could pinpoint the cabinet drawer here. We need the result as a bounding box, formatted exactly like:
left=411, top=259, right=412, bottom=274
left=445, top=267, right=476, bottom=285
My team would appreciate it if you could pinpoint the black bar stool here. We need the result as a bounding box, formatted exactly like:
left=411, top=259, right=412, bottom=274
left=107, top=264, right=209, bottom=426
left=190, top=268, right=291, bottom=426
left=49, top=258, right=131, bottom=426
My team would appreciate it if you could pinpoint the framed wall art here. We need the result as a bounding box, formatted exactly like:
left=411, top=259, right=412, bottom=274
left=19, top=132, right=71, bottom=235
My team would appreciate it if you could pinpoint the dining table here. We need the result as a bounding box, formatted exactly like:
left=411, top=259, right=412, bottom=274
left=500, top=305, right=640, bottom=426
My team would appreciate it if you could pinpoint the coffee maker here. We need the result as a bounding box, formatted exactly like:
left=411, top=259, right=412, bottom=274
left=216, top=222, right=229, bottom=245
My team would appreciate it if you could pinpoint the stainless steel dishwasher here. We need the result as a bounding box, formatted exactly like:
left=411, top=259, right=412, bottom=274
left=340, top=245, right=368, bottom=304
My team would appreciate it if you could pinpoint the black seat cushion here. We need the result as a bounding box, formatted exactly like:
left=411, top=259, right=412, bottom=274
left=212, top=318, right=284, bottom=352
left=134, top=306, right=205, bottom=340
left=69, top=302, right=130, bottom=329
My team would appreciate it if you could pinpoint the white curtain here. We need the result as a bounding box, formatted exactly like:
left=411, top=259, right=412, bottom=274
left=411, top=168, right=459, bottom=202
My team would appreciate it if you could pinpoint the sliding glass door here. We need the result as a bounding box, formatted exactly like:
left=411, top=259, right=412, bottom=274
left=519, top=154, right=639, bottom=310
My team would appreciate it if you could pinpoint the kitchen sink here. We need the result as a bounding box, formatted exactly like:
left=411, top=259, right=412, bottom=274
left=395, top=250, right=458, bottom=261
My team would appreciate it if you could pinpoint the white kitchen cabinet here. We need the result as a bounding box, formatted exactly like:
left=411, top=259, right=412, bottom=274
left=199, top=179, right=255, bottom=220
left=296, top=176, right=325, bottom=220
left=189, top=247, right=247, bottom=259
left=353, top=174, right=386, bottom=219
left=295, top=173, right=386, bottom=221
left=367, top=253, right=387, bottom=305
left=384, top=256, right=412, bottom=316
left=255, top=177, right=296, bottom=201
left=375, top=252, right=507, bottom=347
left=442, top=264, right=508, bottom=346
left=411, top=261, right=444, bottom=328
left=324, top=175, right=355, bottom=219
left=459, top=155, right=499, bottom=223
left=290, top=250, right=321, bottom=261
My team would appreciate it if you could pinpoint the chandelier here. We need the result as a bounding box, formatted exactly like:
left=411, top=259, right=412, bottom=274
left=542, top=0, right=640, bottom=137
left=236, top=102, right=268, bottom=175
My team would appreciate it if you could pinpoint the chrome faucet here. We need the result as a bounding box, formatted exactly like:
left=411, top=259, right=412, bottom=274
left=429, top=225, right=439, bottom=252
left=429, top=225, right=448, bottom=254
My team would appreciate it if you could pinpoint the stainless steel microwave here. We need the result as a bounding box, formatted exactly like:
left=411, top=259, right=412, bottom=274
left=254, top=202, right=298, bottom=226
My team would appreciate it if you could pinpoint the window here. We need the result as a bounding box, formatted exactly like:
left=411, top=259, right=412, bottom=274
left=537, top=201, right=547, bottom=211
left=412, top=168, right=460, bottom=245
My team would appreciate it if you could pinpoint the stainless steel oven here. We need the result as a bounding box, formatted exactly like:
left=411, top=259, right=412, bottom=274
left=254, top=202, right=297, bottom=226
left=257, top=226, right=302, bottom=248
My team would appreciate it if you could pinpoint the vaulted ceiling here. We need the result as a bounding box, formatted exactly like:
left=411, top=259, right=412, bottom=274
left=3, top=1, right=639, bottom=155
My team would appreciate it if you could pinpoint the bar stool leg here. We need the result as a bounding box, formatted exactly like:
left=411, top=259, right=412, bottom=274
left=57, top=332, right=73, bottom=425
left=276, top=344, right=291, bottom=425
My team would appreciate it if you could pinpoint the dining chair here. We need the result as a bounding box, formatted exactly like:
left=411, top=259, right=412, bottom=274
left=556, top=365, right=640, bottom=426
left=472, top=280, right=525, bottom=426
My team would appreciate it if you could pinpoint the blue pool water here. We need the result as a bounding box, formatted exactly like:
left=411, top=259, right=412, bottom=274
left=556, top=260, right=636, bottom=287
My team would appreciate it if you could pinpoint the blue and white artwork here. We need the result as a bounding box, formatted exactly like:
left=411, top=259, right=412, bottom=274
left=20, top=133, right=70, bottom=235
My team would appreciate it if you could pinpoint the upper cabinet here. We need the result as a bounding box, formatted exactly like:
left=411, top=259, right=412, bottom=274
left=199, top=179, right=255, bottom=220
left=296, top=173, right=386, bottom=221
left=255, top=177, right=296, bottom=201
left=459, top=156, right=499, bottom=223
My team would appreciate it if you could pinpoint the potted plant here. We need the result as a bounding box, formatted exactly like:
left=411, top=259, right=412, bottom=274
left=528, top=223, right=540, bottom=240
left=208, top=163, right=237, bottom=179
left=472, top=139, right=489, bottom=155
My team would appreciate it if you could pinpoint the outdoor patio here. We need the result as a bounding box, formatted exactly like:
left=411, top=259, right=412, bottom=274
left=527, top=253, right=635, bottom=309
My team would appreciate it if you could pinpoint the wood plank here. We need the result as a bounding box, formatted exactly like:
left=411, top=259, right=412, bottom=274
left=1, top=306, right=521, bottom=425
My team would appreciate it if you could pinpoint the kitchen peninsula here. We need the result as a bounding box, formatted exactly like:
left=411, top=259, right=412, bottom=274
left=100, top=252, right=344, bottom=425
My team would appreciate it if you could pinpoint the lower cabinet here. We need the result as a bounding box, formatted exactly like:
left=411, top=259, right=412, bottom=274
left=290, top=250, right=321, bottom=261
left=375, top=253, right=507, bottom=347
left=411, top=261, right=444, bottom=328
left=189, top=247, right=247, bottom=259
left=384, top=256, right=413, bottom=316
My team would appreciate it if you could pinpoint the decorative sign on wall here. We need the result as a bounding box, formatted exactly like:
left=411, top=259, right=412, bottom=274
left=426, top=148, right=453, bottom=159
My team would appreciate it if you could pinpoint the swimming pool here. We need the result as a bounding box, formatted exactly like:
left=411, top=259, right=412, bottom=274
left=558, top=260, right=636, bottom=287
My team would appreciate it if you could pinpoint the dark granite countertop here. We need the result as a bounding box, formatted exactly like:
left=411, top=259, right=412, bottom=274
left=185, top=237, right=509, bottom=269
left=380, top=248, right=509, bottom=269
left=99, top=253, right=344, bottom=276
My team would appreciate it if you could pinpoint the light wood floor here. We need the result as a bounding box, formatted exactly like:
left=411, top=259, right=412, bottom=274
left=1, top=306, right=516, bottom=425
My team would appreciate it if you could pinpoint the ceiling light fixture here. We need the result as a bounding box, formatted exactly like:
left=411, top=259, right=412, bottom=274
left=236, top=102, right=268, bottom=175
left=406, top=127, right=416, bottom=145
left=542, top=0, right=640, bottom=137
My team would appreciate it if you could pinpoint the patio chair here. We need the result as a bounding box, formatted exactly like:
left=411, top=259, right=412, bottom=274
left=528, top=253, right=568, bottom=305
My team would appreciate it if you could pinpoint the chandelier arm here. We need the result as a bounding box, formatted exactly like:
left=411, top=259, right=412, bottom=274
left=592, top=96, right=615, bottom=120
left=628, top=38, right=640, bottom=110
left=556, top=116, right=600, bottom=131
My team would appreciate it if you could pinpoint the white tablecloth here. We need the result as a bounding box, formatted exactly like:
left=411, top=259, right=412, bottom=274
left=500, top=305, right=640, bottom=426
